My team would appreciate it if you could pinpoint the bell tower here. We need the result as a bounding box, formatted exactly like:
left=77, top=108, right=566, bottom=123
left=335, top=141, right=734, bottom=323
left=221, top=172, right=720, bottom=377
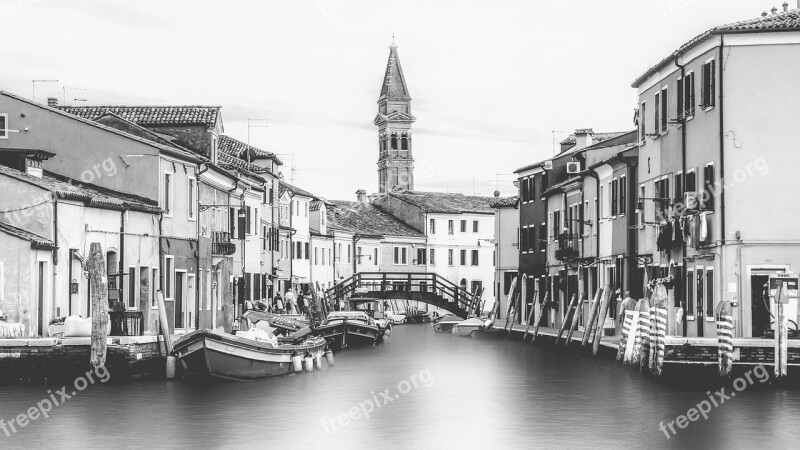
left=374, top=41, right=416, bottom=194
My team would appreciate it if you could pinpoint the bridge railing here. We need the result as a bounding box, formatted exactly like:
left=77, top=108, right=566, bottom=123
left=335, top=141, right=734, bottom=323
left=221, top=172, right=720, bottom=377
left=323, top=272, right=477, bottom=312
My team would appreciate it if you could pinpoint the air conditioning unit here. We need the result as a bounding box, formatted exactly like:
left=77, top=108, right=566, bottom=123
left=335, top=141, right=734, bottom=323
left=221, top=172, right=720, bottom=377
left=566, top=161, right=581, bottom=174
left=543, top=160, right=553, bottom=170
left=684, top=192, right=699, bottom=211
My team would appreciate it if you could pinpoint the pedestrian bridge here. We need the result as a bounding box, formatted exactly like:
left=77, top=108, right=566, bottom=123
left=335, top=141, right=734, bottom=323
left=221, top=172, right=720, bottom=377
left=322, top=272, right=481, bottom=319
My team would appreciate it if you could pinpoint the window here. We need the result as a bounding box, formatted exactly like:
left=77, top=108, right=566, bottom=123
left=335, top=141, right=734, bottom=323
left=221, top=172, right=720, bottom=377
left=674, top=173, right=684, bottom=204
left=304, top=243, right=309, bottom=260
left=701, top=60, right=716, bottom=108
left=448, top=220, right=454, bottom=235
left=321, top=247, right=325, bottom=265
left=163, top=172, right=173, bottom=216
left=328, top=249, right=332, bottom=265
left=654, top=92, right=660, bottom=136
left=619, top=175, right=627, bottom=215
left=128, top=266, right=137, bottom=309
left=401, top=137, right=408, bottom=150
left=263, top=226, right=267, bottom=250
left=347, top=245, right=351, bottom=263
left=0, top=113, right=7, bottom=139
left=187, top=177, right=196, bottom=220
left=599, top=186, right=604, bottom=218
left=295, top=242, right=302, bottom=259
left=473, top=220, right=479, bottom=233
left=611, top=179, right=618, bottom=216
left=393, top=247, right=408, bottom=265
left=471, top=250, right=479, bottom=266
left=374, top=248, right=378, bottom=264
left=655, top=178, right=670, bottom=218
left=151, top=268, right=159, bottom=309
left=540, top=173, right=548, bottom=195
left=696, top=268, right=705, bottom=316
left=660, top=87, right=668, bottom=132
left=391, top=136, right=398, bottom=150
left=417, top=248, right=427, bottom=265
left=429, top=219, right=436, bottom=234
left=685, top=170, right=697, bottom=193
left=460, top=220, right=467, bottom=233
left=539, top=223, right=546, bottom=251
left=521, top=227, right=528, bottom=253
left=430, top=249, right=436, bottom=265
left=460, top=249, right=467, bottom=266
left=703, top=164, right=716, bottom=212
left=528, top=177, right=535, bottom=202
left=521, top=178, right=529, bottom=202
left=553, top=210, right=561, bottom=239
left=448, top=249, right=454, bottom=266
left=706, top=269, right=715, bottom=320
left=314, top=247, right=319, bottom=265
left=639, top=101, right=646, bottom=141
left=678, top=72, right=695, bottom=120
left=471, top=281, right=483, bottom=296
left=165, top=256, right=174, bottom=299
left=246, top=206, right=252, bottom=235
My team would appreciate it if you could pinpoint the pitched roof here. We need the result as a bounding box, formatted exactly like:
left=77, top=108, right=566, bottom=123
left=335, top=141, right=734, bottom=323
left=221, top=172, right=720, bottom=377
left=379, top=44, right=410, bottom=100
left=91, top=113, right=204, bottom=163
left=388, top=191, right=495, bottom=214
left=0, top=221, right=55, bottom=249
left=218, top=135, right=281, bottom=164
left=633, top=10, right=800, bottom=87
left=491, top=196, right=519, bottom=208
left=515, top=130, right=635, bottom=174
left=0, top=166, right=160, bottom=213
left=327, top=200, right=424, bottom=238
left=559, top=131, right=629, bottom=146
left=57, top=105, right=221, bottom=128
left=279, top=182, right=316, bottom=199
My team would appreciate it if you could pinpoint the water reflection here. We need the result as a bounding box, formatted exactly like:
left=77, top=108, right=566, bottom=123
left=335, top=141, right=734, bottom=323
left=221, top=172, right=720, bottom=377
left=1, top=325, right=799, bottom=449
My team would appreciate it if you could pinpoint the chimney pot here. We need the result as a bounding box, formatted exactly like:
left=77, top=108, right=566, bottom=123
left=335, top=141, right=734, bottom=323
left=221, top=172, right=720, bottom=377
left=47, top=97, right=58, bottom=107
left=772, top=6, right=778, bottom=14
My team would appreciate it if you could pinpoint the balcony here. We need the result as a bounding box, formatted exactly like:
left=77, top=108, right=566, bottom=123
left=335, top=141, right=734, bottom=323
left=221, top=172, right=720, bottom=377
left=554, top=233, right=580, bottom=262
left=212, top=231, right=236, bottom=256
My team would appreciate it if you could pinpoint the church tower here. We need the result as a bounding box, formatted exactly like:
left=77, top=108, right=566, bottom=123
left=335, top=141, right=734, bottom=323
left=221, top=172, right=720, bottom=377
left=374, top=41, right=416, bottom=194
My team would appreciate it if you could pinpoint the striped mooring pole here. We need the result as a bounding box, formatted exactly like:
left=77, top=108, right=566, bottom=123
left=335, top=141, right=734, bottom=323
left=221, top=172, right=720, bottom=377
left=716, top=300, right=734, bottom=377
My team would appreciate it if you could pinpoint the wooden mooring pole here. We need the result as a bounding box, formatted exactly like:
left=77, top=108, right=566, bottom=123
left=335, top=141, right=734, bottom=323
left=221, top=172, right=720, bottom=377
left=87, top=243, right=109, bottom=368
left=581, top=288, right=603, bottom=347
left=530, top=292, right=549, bottom=344
left=592, top=289, right=611, bottom=356
left=774, top=282, right=788, bottom=379
left=555, top=294, right=577, bottom=346
left=522, top=290, right=538, bottom=341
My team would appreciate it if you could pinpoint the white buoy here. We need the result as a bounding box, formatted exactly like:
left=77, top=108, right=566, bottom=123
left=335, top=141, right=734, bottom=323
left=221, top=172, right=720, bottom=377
left=325, top=349, right=335, bottom=367
left=384, top=327, right=392, bottom=337
left=304, top=356, right=314, bottom=372
left=292, top=355, right=303, bottom=373
left=166, top=356, right=176, bottom=379
left=315, top=353, right=325, bottom=370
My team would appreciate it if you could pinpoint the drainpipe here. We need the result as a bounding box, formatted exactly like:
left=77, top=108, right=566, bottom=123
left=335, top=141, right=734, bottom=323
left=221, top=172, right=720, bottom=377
left=158, top=212, right=164, bottom=327
left=353, top=233, right=361, bottom=275
left=674, top=54, right=689, bottom=337
left=120, top=209, right=125, bottom=310
left=52, top=200, right=58, bottom=327
left=196, top=163, right=209, bottom=328
left=588, top=170, right=601, bottom=263
left=718, top=34, right=726, bottom=244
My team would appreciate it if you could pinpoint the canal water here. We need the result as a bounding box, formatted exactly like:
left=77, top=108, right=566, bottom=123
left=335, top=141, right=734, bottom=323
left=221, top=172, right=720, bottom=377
left=1, top=324, right=799, bottom=449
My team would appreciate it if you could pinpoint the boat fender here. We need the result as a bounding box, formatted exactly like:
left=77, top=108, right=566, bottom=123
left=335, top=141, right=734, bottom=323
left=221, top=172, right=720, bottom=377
left=292, top=355, right=303, bottom=373
left=384, top=327, right=392, bottom=337
left=304, top=355, right=314, bottom=373
left=315, top=353, right=325, bottom=370
left=166, top=356, right=177, bottom=380
left=484, top=319, right=493, bottom=329
left=325, top=349, right=335, bottom=367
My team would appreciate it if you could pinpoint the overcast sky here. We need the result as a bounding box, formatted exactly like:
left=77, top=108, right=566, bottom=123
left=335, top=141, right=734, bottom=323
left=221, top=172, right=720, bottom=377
left=1, top=0, right=774, bottom=200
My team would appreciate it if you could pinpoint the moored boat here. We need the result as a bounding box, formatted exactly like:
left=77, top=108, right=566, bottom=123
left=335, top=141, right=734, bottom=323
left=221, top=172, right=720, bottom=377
left=316, top=311, right=382, bottom=349
left=452, top=317, right=493, bottom=337
left=432, top=314, right=464, bottom=333
left=172, top=329, right=328, bottom=381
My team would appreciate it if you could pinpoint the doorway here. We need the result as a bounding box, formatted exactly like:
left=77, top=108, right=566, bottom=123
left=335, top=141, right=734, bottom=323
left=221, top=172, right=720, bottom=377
left=186, top=274, right=196, bottom=330
left=175, top=271, right=185, bottom=328
left=751, top=274, right=771, bottom=338
left=38, top=261, right=46, bottom=336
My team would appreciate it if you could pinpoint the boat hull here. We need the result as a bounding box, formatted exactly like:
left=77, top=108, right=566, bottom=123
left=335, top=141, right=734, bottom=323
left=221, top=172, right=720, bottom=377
left=173, top=330, right=327, bottom=381
left=316, top=320, right=380, bottom=349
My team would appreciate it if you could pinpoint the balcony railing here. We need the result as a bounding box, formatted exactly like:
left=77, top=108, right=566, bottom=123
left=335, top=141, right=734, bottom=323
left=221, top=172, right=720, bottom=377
left=555, top=233, right=580, bottom=262
left=212, top=231, right=236, bottom=256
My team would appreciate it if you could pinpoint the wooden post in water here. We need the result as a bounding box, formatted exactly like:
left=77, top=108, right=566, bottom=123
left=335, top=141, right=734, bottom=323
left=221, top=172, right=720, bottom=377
left=87, top=242, right=109, bottom=368
left=522, top=290, right=538, bottom=341
left=156, top=290, right=173, bottom=355
left=774, top=282, right=788, bottom=379
left=555, top=294, right=577, bottom=346
left=565, top=293, right=584, bottom=347
left=581, top=288, right=604, bottom=347
left=531, top=292, right=549, bottom=344
left=592, top=289, right=611, bottom=356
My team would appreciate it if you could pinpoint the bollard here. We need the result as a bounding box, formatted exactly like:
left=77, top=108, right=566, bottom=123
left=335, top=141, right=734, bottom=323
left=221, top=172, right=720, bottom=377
left=292, top=355, right=303, bottom=373
left=325, top=349, right=335, bottom=367
left=166, top=356, right=176, bottom=379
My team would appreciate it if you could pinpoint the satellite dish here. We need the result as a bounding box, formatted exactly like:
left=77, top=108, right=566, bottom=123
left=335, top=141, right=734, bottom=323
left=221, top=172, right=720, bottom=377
left=493, top=190, right=500, bottom=198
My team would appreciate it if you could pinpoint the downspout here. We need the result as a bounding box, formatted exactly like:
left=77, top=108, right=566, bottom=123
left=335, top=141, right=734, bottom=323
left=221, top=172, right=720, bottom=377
left=120, top=209, right=125, bottom=309
left=289, top=196, right=294, bottom=294
left=588, top=171, right=600, bottom=264
left=196, top=163, right=209, bottom=329
left=674, top=54, right=688, bottom=337
left=719, top=34, right=726, bottom=244
left=52, top=200, right=58, bottom=326
left=225, top=179, right=237, bottom=327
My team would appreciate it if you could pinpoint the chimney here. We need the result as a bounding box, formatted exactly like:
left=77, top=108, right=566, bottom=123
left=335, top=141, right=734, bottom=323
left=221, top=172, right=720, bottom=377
left=783, top=1, right=789, bottom=12
left=356, top=189, right=367, bottom=203
left=772, top=6, right=778, bottom=14
left=47, top=97, right=58, bottom=107
left=24, top=157, right=44, bottom=178
left=762, top=10, right=768, bottom=16
left=573, top=128, right=594, bottom=150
